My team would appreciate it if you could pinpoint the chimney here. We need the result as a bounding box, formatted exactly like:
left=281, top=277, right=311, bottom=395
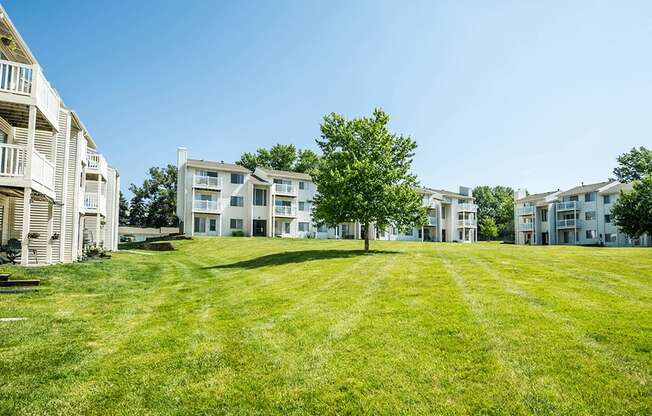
left=514, top=189, right=527, bottom=201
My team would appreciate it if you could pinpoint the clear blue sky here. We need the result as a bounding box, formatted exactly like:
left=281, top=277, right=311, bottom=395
left=5, top=1, right=651, bottom=196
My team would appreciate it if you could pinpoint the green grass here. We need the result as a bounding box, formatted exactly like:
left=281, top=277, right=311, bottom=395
left=1, top=238, right=651, bottom=415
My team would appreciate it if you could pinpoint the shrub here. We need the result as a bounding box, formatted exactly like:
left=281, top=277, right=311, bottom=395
left=231, top=230, right=245, bottom=237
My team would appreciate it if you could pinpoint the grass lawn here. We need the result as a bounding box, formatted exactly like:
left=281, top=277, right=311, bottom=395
left=1, top=238, right=651, bottom=415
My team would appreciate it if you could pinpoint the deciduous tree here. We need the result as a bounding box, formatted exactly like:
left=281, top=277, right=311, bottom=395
left=236, top=144, right=319, bottom=173
left=613, top=146, right=652, bottom=182
left=611, top=175, right=652, bottom=239
left=312, top=109, right=426, bottom=251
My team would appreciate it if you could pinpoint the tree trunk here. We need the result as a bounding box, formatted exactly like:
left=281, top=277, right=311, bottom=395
left=364, top=223, right=370, bottom=251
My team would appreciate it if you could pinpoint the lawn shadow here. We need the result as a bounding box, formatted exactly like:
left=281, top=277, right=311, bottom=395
left=202, top=249, right=400, bottom=270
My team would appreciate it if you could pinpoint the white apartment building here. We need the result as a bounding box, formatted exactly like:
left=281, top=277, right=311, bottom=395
left=177, top=148, right=478, bottom=242
left=514, top=180, right=651, bottom=247
left=0, top=6, right=119, bottom=265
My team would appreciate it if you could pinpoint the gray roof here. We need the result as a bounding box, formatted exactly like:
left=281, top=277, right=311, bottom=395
left=429, top=188, right=472, bottom=199
left=516, top=190, right=558, bottom=203
left=187, top=159, right=251, bottom=173
left=557, top=181, right=613, bottom=197
left=258, top=167, right=312, bottom=181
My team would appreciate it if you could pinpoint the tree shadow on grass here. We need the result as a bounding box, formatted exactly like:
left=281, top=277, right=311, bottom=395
left=202, top=249, right=400, bottom=270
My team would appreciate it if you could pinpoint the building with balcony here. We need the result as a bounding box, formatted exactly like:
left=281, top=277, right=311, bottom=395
left=177, top=148, right=477, bottom=243
left=0, top=6, right=119, bottom=264
left=514, top=181, right=650, bottom=247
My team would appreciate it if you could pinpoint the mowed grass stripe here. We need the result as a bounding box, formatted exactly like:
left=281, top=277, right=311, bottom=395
left=441, top=246, right=651, bottom=415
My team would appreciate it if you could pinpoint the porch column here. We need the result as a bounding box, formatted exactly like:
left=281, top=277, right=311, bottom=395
left=421, top=226, right=424, bottom=242
left=20, top=188, right=31, bottom=266
left=59, top=111, right=72, bottom=262
left=1, top=197, right=8, bottom=245
left=218, top=214, right=221, bottom=236
left=46, top=203, right=53, bottom=264
left=96, top=177, right=101, bottom=246
left=191, top=212, right=195, bottom=237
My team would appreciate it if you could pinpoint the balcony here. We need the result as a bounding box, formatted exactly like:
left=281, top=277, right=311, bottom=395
left=193, top=175, right=222, bottom=190
left=519, top=222, right=534, bottom=231
left=427, top=216, right=438, bottom=226
left=457, top=219, right=477, bottom=228
left=83, top=192, right=106, bottom=216
left=274, top=205, right=296, bottom=217
left=458, top=203, right=478, bottom=212
left=556, top=201, right=581, bottom=211
left=0, top=60, right=60, bottom=130
left=557, top=219, right=581, bottom=228
left=0, top=143, right=55, bottom=198
left=193, top=199, right=221, bottom=213
left=86, top=150, right=108, bottom=180
left=517, top=206, right=535, bottom=216
left=274, top=183, right=296, bottom=196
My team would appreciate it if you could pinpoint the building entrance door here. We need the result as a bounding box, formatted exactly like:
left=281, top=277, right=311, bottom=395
left=253, top=220, right=267, bottom=237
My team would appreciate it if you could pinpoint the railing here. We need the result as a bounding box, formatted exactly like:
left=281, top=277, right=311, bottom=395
left=427, top=216, right=438, bottom=226
left=517, top=206, right=535, bottom=216
left=274, top=183, right=295, bottom=194
left=557, top=219, right=581, bottom=228
left=31, top=149, right=55, bottom=190
left=0, top=60, right=60, bottom=129
left=459, top=203, right=478, bottom=212
left=193, top=200, right=220, bottom=212
left=87, top=150, right=108, bottom=178
left=556, top=201, right=581, bottom=211
left=194, top=175, right=222, bottom=189
left=274, top=205, right=296, bottom=216
left=0, top=143, right=26, bottom=177
left=457, top=219, right=477, bottom=227
left=0, top=60, right=33, bottom=95
left=84, top=192, right=106, bottom=211
left=519, top=222, right=534, bottom=231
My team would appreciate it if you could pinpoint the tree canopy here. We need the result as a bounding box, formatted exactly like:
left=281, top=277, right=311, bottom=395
left=128, top=164, right=178, bottom=228
left=613, top=146, right=652, bottom=182
left=119, top=192, right=129, bottom=226
left=472, top=185, right=514, bottom=241
left=236, top=144, right=320, bottom=174
left=611, top=175, right=652, bottom=239
left=479, top=217, right=499, bottom=240
left=311, top=109, right=426, bottom=251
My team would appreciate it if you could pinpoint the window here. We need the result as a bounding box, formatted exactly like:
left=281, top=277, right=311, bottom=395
left=299, top=201, right=306, bottom=211
left=230, top=196, right=244, bottom=207
left=231, top=173, right=244, bottom=184
left=284, top=222, right=291, bottom=233
left=569, top=195, right=579, bottom=202
left=275, top=199, right=291, bottom=207
left=584, top=192, right=595, bottom=202
left=585, top=211, right=596, bottom=221
left=197, top=170, right=218, bottom=178
left=273, top=178, right=291, bottom=185
left=418, top=229, right=423, bottom=239
left=230, top=219, right=243, bottom=229
left=441, top=209, right=446, bottom=219
left=317, top=225, right=327, bottom=232
left=541, top=209, right=548, bottom=222
left=605, top=233, right=616, bottom=242
left=195, top=193, right=214, bottom=201
left=586, top=230, right=596, bottom=239
left=604, top=214, right=612, bottom=224
left=404, top=228, right=413, bottom=236
left=194, top=217, right=204, bottom=232
left=209, top=219, right=217, bottom=232
left=603, top=195, right=611, bottom=204
left=459, top=230, right=463, bottom=240
left=299, top=181, right=305, bottom=190
left=253, top=189, right=267, bottom=206
left=299, top=222, right=310, bottom=232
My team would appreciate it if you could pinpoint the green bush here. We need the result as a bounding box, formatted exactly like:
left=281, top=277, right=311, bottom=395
left=231, top=230, right=245, bottom=237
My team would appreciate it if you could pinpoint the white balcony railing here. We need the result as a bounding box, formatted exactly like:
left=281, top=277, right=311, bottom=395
left=427, top=216, right=438, bottom=226
left=519, top=222, right=534, bottom=231
left=87, top=150, right=108, bottom=178
left=556, top=201, right=581, bottom=211
left=0, top=143, right=26, bottom=177
left=557, top=219, right=581, bottom=228
left=193, top=175, right=222, bottom=189
left=84, top=192, right=106, bottom=213
left=0, top=143, right=54, bottom=191
left=459, top=203, right=478, bottom=212
left=517, top=206, right=535, bottom=216
left=0, top=60, right=60, bottom=129
left=457, top=219, right=477, bottom=227
left=274, top=183, right=295, bottom=195
left=274, top=205, right=296, bottom=216
left=193, top=200, right=220, bottom=213
left=31, top=149, right=55, bottom=190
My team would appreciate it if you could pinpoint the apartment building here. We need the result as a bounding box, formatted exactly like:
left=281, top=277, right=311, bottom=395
left=177, top=148, right=478, bottom=242
left=514, top=180, right=650, bottom=247
left=0, top=6, right=119, bottom=265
